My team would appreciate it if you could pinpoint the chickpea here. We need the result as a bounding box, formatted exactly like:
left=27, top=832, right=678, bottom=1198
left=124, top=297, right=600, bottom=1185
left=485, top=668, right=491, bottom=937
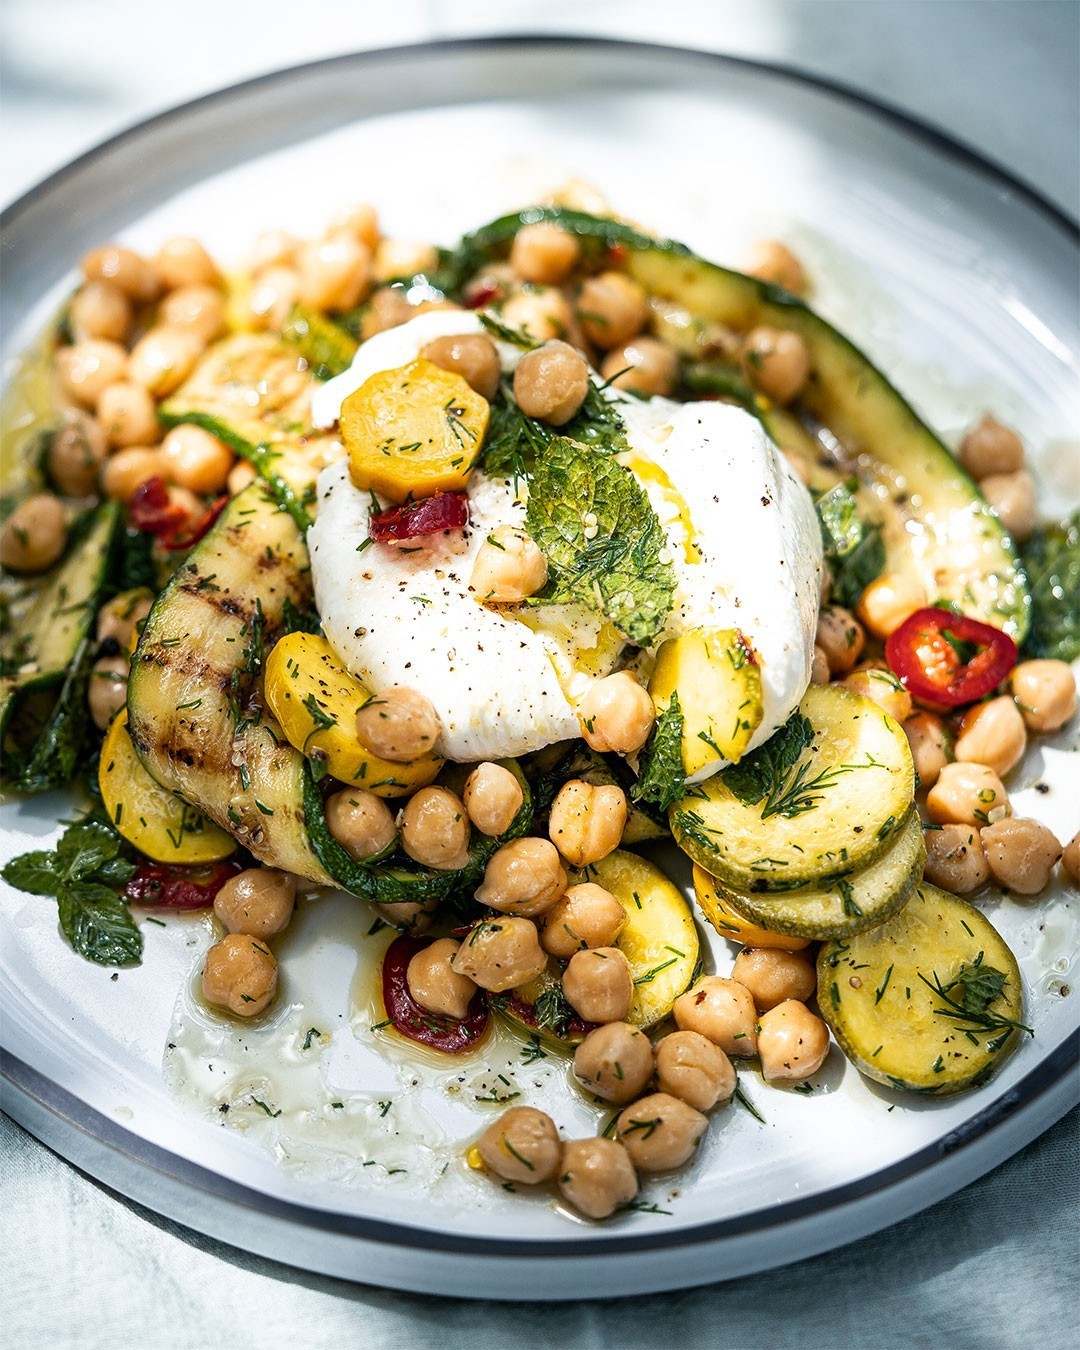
left=540, top=882, right=626, bottom=958
left=512, top=340, right=590, bottom=425
left=127, top=326, right=204, bottom=398
left=959, top=414, right=1025, bottom=479
left=477, top=1106, right=560, bottom=1184
left=617, top=1092, right=708, bottom=1173
left=746, top=238, right=808, bottom=295
left=87, top=655, right=129, bottom=730
left=548, top=779, right=627, bottom=868
left=327, top=204, right=379, bottom=250
left=421, top=333, right=501, bottom=401
left=463, top=762, right=524, bottom=837
left=355, top=686, right=440, bottom=762
left=46, top=409, right=108, bottom=497
left=757, top=1001, right=831, bottom=1082
left=373, top=238, right=438, bottom=282
left=213, top=867, right=295, bottom=939
left=741, top=327, right=809, bottom=404
left=379, top=896, right=438, bottom=935
left=501, top=287, right=573, bottom=344
left=923, top=823, right=990, bottom=894
left=981, top=469, right=1037, bottom=542
left=160, top=425, right=233, bottom=495
left=904, top=711, right=951, bottom=791
left=562, top=947, right=633, bottom=1024
left=577, top=671, right=655, bottom=755
left=324, top=787, right=397, bottom=861
left=360, top=285, right=413, bottom=339
left=249, top=229, right=302, bottom=273
left=856, top=571, right=927, bottom=640
left=815, top=605, right=865, bottom=675
left=577, top=271, right=647, bottom=349
left=0, top=494, right=67, bottom=573
left=475, top=837, right=566, bottom=917
left=82, top=245, right=160, bottom=302
left=573, top=1022, right=654, bottom=1103
left=399, top=786, right=470, bottom=871
left=69, top=281, right=132, bottom=344
left=731, top=947, right=816, bottom=1012
left=981, top=818, right=1062, bottom=895
left=99, top=447, right=165, bottom=503
left=470, top=523, right=548, bottom=602
left=1061, top=831, right=1080, bottom=884
left=599, top=337, right=678, bottom=397
left=96, top=380, right=161, bottom=449
left=55, top=340, right=128, bottom=408
left=155, top=236, right=220, bottom=290
left=557, top=1138, right=638, bottom=1219
left=297, top=235, right=371, bottom=312
left=406, top=938, right=477, bottom=1020
left=1010, top=660, right=1077, bottom=733
left=160, top=284, right=226, bottom=344
left=810, top=645, right=830, bottom=684
left=839, top=666, right=913, bottom=723
left=250, top=265, right=301, bottom=331
left=97, top=590, right=153, bottom=648
left=451, top=917, right=547, bottom=993
left=202, top=933, right=277, bottom=1016
left=510, top=222, right=581, bottom=285
left=926, top=761, right=1011, bottom=827
left=673, top=976, right=757, bottom=1056
left=654, top=1030, right=735, bottom=1111
left=954, top=696, right=1027, bottom=778
left=228, top=460, right=258, bottom=495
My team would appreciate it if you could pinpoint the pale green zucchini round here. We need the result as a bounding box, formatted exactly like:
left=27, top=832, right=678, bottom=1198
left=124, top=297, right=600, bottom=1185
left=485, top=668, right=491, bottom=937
left=670, top=684, right=915, bottom=893
left=818, top=883, right=1028, bottom=1095
left=712, top=807, right=924, bottom=939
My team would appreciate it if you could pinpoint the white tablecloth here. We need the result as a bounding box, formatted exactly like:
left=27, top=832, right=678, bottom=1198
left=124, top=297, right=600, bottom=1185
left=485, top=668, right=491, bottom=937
left=2, top=3, right=1078, bottom=1344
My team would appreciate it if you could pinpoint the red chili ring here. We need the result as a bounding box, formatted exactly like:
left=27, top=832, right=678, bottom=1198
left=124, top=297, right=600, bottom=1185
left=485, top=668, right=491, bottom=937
left=885, top=607, right=1019, bottom=711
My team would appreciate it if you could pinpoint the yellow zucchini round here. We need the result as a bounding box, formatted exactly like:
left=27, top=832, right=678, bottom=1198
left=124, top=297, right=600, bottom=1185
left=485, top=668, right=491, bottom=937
left=818, top=882, right=1027, bottom=1095
left=710, top=809, right=925, bottom=940
left=99, top=710, right=236, bottom=864
left=263, top=631, right=442, bottom=798
left=692, top=866, right=811, bottom=950
left=671, top=684, right=915, bottom=892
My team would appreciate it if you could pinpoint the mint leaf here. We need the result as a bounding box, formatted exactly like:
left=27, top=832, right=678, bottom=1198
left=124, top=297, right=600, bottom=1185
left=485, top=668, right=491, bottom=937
left=526, top=438, right=676, bottom=644
left=722, top=713, right=815, bottom=808
left=57, top=882, right=143, bottom=967
left=947, top=962, right=1009, bottom=1017
left=1, top=851, right=60, bottom=896
left=1, top=813, right=142, bottom=968
left=632, top=692, right=685, bottom=812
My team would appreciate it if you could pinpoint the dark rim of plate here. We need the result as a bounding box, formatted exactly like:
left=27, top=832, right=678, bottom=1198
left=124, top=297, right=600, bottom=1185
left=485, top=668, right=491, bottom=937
left=1, top=35, right=1078, bottom=1265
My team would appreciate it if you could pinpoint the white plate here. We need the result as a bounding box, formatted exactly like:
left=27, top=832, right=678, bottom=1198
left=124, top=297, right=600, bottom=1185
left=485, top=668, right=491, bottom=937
left=2, top=37, right=1078, bottom=1301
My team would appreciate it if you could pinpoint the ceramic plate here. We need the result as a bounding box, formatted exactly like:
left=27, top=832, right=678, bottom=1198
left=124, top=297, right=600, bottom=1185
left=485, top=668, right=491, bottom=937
left=2, top=37, right=1078, bottom=1301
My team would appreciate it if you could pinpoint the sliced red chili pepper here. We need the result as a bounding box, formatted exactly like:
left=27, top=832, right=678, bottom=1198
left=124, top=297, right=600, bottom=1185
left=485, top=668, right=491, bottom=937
left=605, top=243, right=629, bottom=267
left=885, top=607, right=1019, bottom=711
left=464, top=281, right=501, bottom=310
left=129, top=476, right=190, bottom=537
left=124, top=858, right=244, bottom=910
left=369, top=490, right=469, bottom=543
left=380, top=935, right=489, bottom=1054
left=160, top=494, right=229, bottom=551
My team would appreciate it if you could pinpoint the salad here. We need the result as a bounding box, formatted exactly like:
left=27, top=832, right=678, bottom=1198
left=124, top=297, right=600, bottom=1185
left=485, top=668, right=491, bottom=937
left=1, top=200, right=1077, bottom=1223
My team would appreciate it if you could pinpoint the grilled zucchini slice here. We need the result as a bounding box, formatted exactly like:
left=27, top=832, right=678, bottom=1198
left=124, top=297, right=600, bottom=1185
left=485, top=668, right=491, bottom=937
left=442, top=208, right=1029, bottom=639
left=670, top=684, right=915, bottom=893
left=1, top=501, right=120, bottom=791
left=704, top=808, right=924, bottom=940
left=818, top=883, right=1027, bottom=1095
